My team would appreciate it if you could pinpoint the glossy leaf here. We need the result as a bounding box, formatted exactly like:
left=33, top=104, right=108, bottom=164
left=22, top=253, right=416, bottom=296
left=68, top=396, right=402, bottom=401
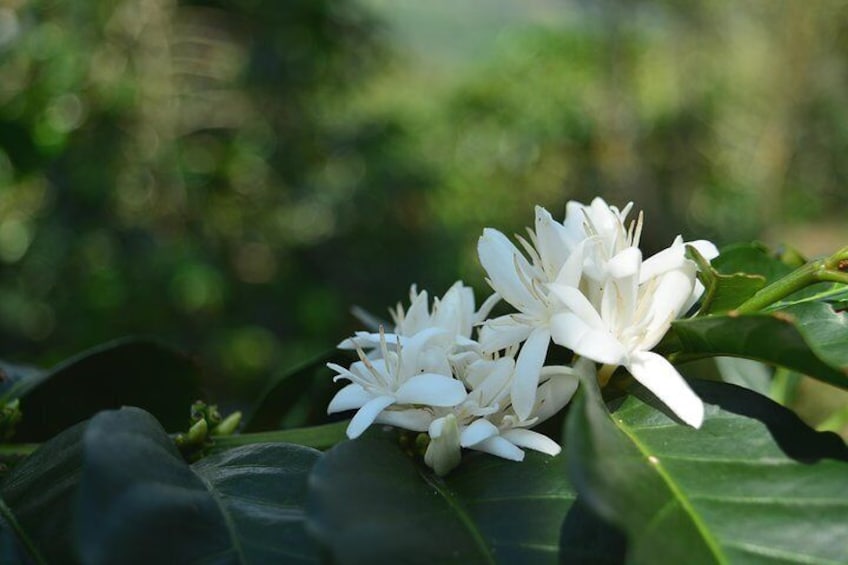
left=9, top=339, right=203, bottom=441
left=0, top=419, right=87, bottom=563
left=566, top=378, right=848, bottom=564
left=192, top=444, right=322, bottom=563
left=670, top=302, right=848, bottom=389
left=2, top=407, right=321, bottom=563
left=77, top=408, right=321, bottom=564
left=306, top=429, right=589, bottom=564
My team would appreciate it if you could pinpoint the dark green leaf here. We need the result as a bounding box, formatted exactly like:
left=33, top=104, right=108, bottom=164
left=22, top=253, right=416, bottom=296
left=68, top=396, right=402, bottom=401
left=77, top=408, right=321, bottom=564
left=1, top=419, right=87, bottom=563
left=566, top=379, right=848, bottom=564
left=11, top=339, right=203, bottom=441
left=242, top=348, right=344, bottom=432
left=306, top=429, right=581, bottom=564
left=192, top=444, right=322, bottom=563
left=2, top=407, right=320, bottom=564
left=76, top=407, right=231, bottom=564
left=670, top=302, right=848, bottom=389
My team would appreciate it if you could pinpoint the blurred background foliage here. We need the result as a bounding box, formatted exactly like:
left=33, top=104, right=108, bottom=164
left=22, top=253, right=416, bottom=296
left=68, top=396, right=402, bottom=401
left=0, top=0, right=847, bottom=416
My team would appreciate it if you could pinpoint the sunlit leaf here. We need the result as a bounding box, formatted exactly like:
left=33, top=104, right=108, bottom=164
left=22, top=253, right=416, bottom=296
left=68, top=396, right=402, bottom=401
left=710, top=242, right=792, bottom=283
left=566, top=379, right=848, bottom=564
left=670, top=302, right=848, bottom=389
left=688, top=245, right=765, bottom=314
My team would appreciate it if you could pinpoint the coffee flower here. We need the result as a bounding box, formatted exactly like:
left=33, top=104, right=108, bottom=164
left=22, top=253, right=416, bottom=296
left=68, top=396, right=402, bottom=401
left=327, top=328, right=467, bottom=439
left=423, top=352, right=581, bottom=475
left=549, top=227, right=718, bottom=427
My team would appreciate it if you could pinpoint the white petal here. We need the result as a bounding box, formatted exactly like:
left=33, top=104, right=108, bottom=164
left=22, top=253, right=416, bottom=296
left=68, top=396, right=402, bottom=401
left=511, top=327, right=551, bottom=421
left=346, top=395, right=396, bottom=438
left=375, top=408, right=434, bottom=432
left=478, top=228, right=539, bottom=313
left=689, top=239, right=719, bottom=261
left=473, top=357, right=515, bottom=407
left=474, top=291, right=502, bottom=324
left=532, top=369, right=579, bottom=423
left=607, top=247, right=641, bottom=278
left=628, top=351, right=704, bottom=428
left=501, top=429, right=561, bottom=456
left=401, top=288, right=430, bottom=334
left=534, top=206, right=570, bottom=277
left=460, top=418, right=500, bottom=447
left=640, top=268, right=695, bottom=349
left=640, top=244, right=687, bottom=284
left=471, top=436, right=525, bottom=461
left=327, top=383, right=372, bottom=414
left=394, top=373, right=467, bottom=407
left=553, top=238, right=586, bottom=288
left=479, top=318, right=533, bottom=352
left=550, top=312, right=627, bottom=365
left=547, top=284, right=606, bottom=330
left=424, top=415, right=462, bottom=476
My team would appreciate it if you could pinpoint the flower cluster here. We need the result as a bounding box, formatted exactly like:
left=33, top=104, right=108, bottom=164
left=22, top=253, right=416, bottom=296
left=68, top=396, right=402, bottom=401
left=328, top=198, right=717, bottom=475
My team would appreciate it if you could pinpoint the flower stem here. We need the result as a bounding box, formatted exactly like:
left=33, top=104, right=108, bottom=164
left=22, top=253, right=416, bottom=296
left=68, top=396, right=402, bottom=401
left=734, top=246, right=848, bottom=314
left=209, top=421, right=348, bottom=452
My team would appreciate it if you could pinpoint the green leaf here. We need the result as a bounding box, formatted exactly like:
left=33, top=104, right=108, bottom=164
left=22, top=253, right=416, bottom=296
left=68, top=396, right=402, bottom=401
left=306, top=429, right=589, bottom=564
left=8, top=338, right=203, bottom=441
left=1, top=407, right=321, bottom=563
left=688, top=245, right=765, bottom=314
left=192, top=444, right=322, bottom=563
left=711, top=242, right=792, bottom=283
left=242, top=348, right=342, bottom=432
left=77, top=408, right=321, bottom=564
left=670, top=302, right=848, bottom=390
left=0, top=419, right=86, bottom=563
left=566, top=379, right=848, bottom=564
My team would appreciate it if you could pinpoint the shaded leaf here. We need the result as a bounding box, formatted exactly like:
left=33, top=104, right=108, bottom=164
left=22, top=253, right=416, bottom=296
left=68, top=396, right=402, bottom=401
left=10, top=339, right=203, bottom=441
left=76, top=408, right=231, bottom=564
left=0, top=419, right=87, bottom=563
left=242, top=348, right=345, bottom=432
left=2, top=407, right=320, bottom=564
left=193, top=444, right=322, bottom=563
left=306, top=429, right=581, bottom=564
left=77, top=408, right=321, bottom=564
left=670, top=302, right=848, bottom=390
left=566, top=378, right=848, bottom=564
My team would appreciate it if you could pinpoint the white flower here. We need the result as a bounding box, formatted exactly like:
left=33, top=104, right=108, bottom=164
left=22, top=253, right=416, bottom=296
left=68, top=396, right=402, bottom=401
left=422, top=352, right=580, bottom=475
left=327, top=328, right=467, bottom=439
left=477, top=206, right=585, bottom=420
left=339, top=281, right=498, bottom=361
left=549, top=233, right=718, bottom=428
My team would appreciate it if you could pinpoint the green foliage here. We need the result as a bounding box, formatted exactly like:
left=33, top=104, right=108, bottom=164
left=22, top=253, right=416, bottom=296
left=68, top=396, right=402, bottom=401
left=566, top=379, right=848, bottom=564
left=307, top=429, right=576, bottom=564
left=2, top=407, right=321, bottom=564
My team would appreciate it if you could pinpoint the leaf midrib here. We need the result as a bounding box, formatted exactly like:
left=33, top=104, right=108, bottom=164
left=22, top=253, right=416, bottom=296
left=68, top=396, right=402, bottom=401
left=615, top=419, right=728, bottom=565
